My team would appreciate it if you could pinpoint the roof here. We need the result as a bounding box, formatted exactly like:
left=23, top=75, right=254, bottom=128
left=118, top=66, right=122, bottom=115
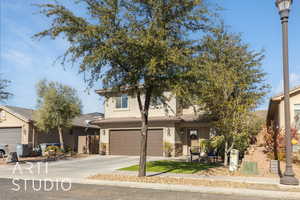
left=0, top=105, right=103, bottom=128
left=72, top=112, right=103, bottom=128
left=95, top=85, right=144, bottom=95
left=180, top=114, right=212, bottom=123
left=267, top=85, right=300, bottom=122
left=90, top=116, right=181, bottom=125
left=90, top=114, right=211, bottom=125
left=271, top=85, right=300, bottom=101
left=0, top=105, right=34, bottom=122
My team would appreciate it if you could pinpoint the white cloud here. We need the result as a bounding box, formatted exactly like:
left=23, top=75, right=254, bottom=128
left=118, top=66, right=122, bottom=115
left=290, top=73, right=300, bottom=87
left=2, top=49, right=33, bottom=67
left=274, top=73, right=300, bottom=94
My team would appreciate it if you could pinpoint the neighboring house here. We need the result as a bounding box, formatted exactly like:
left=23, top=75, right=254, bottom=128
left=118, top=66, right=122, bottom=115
left=91, top=88, right=212, bottom=157
left=0, top=105, right=103, bottom=153
left=267, top=86, right=300, bottom=152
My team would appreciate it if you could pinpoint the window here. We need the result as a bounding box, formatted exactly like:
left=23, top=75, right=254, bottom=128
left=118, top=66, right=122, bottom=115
left=116, top=94, right=128, bottom=109
left=294, top=104, right=300, bottom=132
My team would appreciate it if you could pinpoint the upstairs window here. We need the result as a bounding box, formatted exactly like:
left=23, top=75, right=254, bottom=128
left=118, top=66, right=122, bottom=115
left=116, top=94, right=128, bottom=109
left=294, top=104, right=300, bottom=131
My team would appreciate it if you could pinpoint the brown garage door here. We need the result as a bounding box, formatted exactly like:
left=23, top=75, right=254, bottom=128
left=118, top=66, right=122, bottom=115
left=109, top=129, right=163, bottom=156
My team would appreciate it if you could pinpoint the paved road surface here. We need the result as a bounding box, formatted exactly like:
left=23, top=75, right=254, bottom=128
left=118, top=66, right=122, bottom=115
left=0, top=178, right=291, bottom=200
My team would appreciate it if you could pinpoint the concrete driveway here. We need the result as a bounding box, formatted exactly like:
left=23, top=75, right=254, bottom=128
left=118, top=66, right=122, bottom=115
left=0, top=155, right=163, bottom=180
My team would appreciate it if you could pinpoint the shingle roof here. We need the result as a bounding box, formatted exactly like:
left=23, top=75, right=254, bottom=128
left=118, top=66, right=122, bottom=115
left=4, top=106, right=35, bottom=121
left=1, top=105, right=102, bottom=128
left=72, top=112, right=103, bottom=128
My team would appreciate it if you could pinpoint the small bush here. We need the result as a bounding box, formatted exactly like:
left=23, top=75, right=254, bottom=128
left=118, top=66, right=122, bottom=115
left=100, top=143, right=107, bottom=151
left=65, top=146, right=72, bottom=153
left=45, top=146, right=62, bottom=153
left=199, top=139, right=209, bottom=153
left=164, top=142, right=173, bottom=157
left=100, top=143, right=107, bottom=155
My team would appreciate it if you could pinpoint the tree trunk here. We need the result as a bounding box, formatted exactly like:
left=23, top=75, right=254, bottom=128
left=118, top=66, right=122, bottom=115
left=137, top=87, right=152, bottom=177
left=224, top=140, right=228, bottom=166
left=138, top=114, right=148, bottom=177
left=58, top=126, right=65, bottom=151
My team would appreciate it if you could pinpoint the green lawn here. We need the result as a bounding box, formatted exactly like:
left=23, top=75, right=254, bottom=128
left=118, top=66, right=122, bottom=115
left=119, top=160, right=221, bottom=174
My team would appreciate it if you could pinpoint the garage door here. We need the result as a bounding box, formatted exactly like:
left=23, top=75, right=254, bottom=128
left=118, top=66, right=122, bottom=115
left=0, top=127, right=22, bottom=151
left=110, top=129, right=163, bottom=156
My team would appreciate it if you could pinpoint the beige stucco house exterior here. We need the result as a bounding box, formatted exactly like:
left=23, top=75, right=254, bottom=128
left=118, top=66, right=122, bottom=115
left=91, top=89, right=212, bottom=157
left=0, top=106, right=103, bottom=153
left=267, top=86, right=300, bottom=152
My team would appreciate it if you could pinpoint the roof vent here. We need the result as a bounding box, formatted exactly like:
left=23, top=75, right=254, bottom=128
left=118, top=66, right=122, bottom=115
left=85, top=120, right=91, bottom=126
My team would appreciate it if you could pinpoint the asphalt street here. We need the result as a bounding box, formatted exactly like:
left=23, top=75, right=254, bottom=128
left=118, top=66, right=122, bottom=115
left=0, top=178, right=292, bottom=200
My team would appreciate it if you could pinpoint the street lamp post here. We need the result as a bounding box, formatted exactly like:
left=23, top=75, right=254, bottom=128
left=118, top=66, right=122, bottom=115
left=275, top=0, right=299, bottom=185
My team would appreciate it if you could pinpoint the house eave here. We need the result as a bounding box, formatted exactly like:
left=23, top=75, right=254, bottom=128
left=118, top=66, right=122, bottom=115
left=90, top=116, right=182, bottom=125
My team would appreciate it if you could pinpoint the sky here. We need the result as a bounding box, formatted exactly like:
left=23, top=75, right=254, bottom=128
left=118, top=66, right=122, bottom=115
left=0, top=0, right=300, bottom=113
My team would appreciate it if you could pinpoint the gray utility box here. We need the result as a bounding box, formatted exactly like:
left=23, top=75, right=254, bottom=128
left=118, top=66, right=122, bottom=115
left=16, top=144, right=32, bottom=157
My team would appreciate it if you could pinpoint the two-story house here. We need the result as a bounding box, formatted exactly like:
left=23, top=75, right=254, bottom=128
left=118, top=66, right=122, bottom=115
left=91, top=88, right=212, bottom=157
left=267, top=86, right=300, bottom=152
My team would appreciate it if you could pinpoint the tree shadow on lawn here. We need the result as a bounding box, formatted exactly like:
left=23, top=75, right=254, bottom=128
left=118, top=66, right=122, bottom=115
left=144, top=160, right=222, bottom=176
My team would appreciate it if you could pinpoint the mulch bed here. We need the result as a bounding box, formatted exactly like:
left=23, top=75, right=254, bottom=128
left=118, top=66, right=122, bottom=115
left=89, top=174, right=300, bottom=193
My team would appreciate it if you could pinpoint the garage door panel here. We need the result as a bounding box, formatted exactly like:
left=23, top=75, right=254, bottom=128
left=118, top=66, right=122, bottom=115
left=110, top=129, right=163, bottom=156
left=0, top=127, right=22, bottom=151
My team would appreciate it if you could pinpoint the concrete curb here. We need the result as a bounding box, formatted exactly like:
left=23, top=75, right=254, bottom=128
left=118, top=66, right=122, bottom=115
left=71, top=178, right=300, bottom=199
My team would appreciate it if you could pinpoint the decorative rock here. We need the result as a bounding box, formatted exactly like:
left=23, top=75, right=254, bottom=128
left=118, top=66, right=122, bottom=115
left=6, top=152, right=18, bottom=163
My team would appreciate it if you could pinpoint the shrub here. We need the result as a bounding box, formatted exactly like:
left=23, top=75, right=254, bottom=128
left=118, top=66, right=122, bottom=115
left=199, top=139, right=209, bottom=153
left=65, top=145, right=72, bottom=153
left=199, top=136, right=224, bottom=155
left=164, top=142, right=173, bottom=157
left=100, top=143, right=107, bottom=155
left=45, top=145, right=62, bottom=153
left=263, top=122, right=299, bottom=160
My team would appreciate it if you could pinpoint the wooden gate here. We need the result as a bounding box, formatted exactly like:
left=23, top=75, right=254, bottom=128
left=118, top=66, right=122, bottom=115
left=88, top=135, right=99, bottom=154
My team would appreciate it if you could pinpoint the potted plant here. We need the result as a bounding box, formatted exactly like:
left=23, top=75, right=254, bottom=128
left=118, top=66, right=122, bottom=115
left=100, top=143, right=107, bottom=155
